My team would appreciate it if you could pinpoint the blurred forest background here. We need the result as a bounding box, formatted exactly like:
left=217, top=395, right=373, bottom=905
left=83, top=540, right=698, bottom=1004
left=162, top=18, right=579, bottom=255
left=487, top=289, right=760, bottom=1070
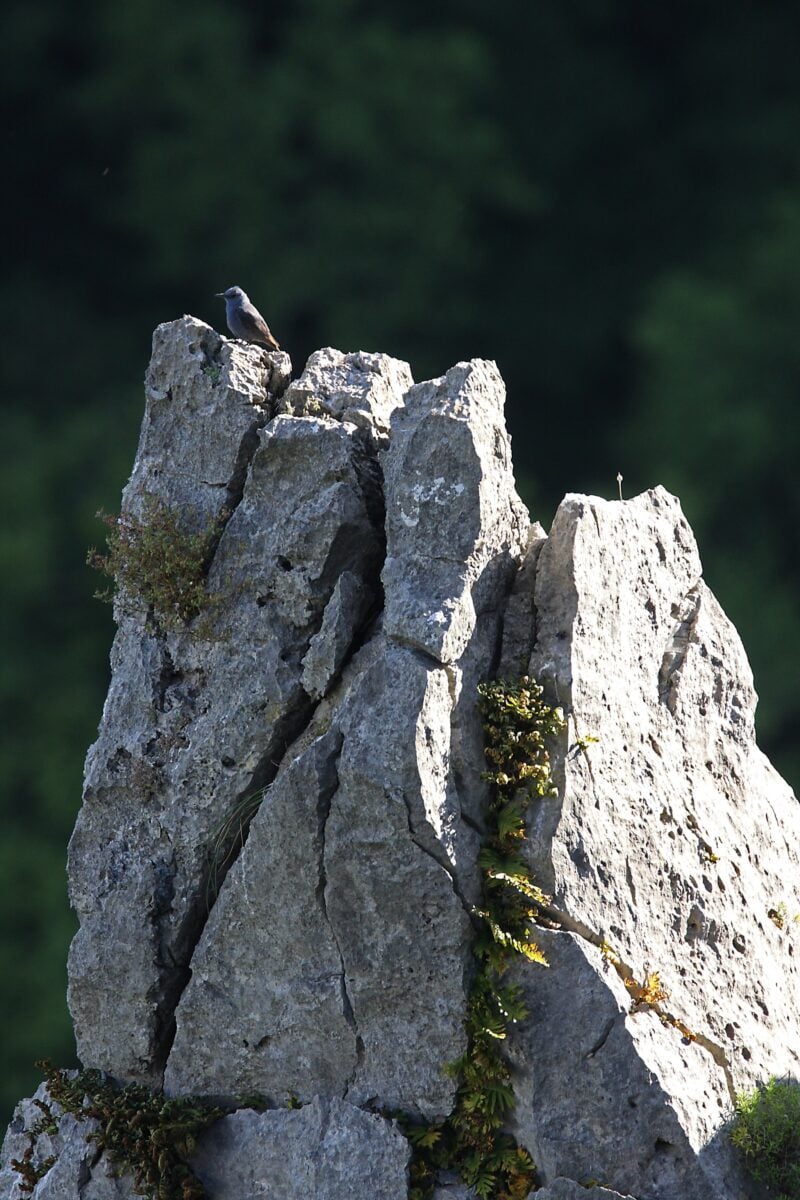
left=3, top=0, right=800, bottom=1121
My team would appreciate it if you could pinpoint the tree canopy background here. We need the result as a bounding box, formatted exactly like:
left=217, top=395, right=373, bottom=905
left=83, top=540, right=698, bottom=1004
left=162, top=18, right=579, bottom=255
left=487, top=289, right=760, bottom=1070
left=3, top=0, right=800, bottom=1120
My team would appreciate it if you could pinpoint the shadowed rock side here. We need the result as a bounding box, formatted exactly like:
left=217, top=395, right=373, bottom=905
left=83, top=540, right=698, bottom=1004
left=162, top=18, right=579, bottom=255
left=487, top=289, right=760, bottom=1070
left=509, top=488, right=800, bottom=1199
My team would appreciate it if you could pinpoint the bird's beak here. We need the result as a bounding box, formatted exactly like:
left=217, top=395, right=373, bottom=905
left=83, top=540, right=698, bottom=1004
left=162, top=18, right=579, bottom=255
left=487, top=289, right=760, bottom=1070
left=215, top=292, right=225, bottom=298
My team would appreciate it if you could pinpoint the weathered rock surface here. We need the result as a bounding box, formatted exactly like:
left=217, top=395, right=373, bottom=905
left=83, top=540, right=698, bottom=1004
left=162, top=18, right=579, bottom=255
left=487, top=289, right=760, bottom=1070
left=0, top=1085, right=135, bottom=1200
left=4, top=325, right=799, bottom=1200
left=0, top=1089, right=407, bottom=1200
left=277, top=346, right=413, bottom=446
left=301, top=569, right=373, bottom=699
left=510, top=488, right=800, bottom=1198
left=130, top=316, right=290, bottom=530
left=382, top=359, right=528, bottom=665
left=192, top=1097, right=409, bottom=1199
left=67, top=320, right=409, bottom=1084
left=535, top=1183, right=637, bottom=1200
left=164, top=357, right=528, bottom=1114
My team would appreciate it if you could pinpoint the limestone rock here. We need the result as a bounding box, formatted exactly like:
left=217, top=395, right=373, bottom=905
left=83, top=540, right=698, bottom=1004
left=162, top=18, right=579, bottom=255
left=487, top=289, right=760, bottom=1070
left=67, top=324, right=400, bottom=1085
left=382, top=359, right=528, bottom=666
left=165, top=354, right=528, bottom=1114
left=133, top=317, right=278, bottom=529
left=0, top=1090, right=407, bottom=1200
left=301, top=569, right=373, bottom=699
left=6, top=324, right=800, bottom=1200
left=278, top=347, right=413, bottom=445
left=0, top=1086, right=135, bottom=1200
left=163, top=727, right=361, bottom=1102
left=536, top=1182, right=638, bottom=1200
left=511, top=487, right=800, bottom=1198
left=192, top=1097, right=409, bottom=1199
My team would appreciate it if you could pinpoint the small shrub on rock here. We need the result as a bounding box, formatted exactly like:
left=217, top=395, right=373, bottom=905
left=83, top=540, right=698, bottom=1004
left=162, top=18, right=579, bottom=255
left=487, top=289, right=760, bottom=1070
left=88, top=496, right=224, bottom=630
left=14, top=1061, right=224, bottom=1200
left=730, top=1076, right=800, bottom=1199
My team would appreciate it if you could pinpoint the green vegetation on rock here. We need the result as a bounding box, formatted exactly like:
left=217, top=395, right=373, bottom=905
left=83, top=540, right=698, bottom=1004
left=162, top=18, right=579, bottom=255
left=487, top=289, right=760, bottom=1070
left=730, top=1076, right=800, bottom=1200
left=12, top=1060, right=224, bottom=1200
left=88, top=498, right=225, bottom=630
left=402, top=678, right=564, bottom=1199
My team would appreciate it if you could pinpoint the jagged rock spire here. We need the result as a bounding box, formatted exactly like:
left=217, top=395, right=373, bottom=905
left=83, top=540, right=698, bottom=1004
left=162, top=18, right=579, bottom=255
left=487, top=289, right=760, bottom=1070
left=3, top=321, right=799, bottom=1200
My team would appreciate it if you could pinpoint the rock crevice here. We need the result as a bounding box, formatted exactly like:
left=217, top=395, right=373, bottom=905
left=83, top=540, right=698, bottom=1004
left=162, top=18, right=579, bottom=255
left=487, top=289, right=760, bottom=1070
left=534, top=896, right=737, bottom=1102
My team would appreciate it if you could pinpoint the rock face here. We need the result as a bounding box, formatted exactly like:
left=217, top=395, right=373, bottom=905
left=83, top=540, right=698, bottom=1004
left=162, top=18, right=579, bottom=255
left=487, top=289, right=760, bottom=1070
left=510, top=490, right=800, bottom=1199
left=162, top=355, right=526, bottom=1114
left=67, top=321, right=399, bottom=1084
left=191, top=1098, right=410, bottom=1200
left=0, top=1089, right=408, bottom=1200
left=0, top=1086, right=134, bottom=1200
left=3, top=321, right=799, bottom=1199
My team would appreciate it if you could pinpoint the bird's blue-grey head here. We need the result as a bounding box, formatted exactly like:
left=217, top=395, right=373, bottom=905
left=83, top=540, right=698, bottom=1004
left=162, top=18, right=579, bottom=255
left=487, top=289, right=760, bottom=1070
left=215, top=285, right=247, bottom=303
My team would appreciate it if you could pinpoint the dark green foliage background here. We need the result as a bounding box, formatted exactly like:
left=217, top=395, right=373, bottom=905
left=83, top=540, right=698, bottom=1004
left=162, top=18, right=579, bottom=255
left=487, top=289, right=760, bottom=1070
left=3, top=0, right=800, bottom=1122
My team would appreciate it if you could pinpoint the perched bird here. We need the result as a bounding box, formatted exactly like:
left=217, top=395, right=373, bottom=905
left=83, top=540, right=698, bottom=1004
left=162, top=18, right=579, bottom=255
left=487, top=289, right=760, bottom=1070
left=215, top=286, right=281, bottom=351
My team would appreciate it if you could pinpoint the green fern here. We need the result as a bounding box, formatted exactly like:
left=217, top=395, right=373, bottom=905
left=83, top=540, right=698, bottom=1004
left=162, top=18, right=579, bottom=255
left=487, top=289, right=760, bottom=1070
left=403, top=678, right=564, bottom=1198
left=406, top=1125, right=444, bottom=1149
left=495, top=799, right=527, bottom=840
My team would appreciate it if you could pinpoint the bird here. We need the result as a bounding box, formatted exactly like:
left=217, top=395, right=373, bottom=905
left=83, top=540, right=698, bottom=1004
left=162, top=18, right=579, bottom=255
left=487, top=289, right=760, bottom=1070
left=215, top=286, right=281, bottom=351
